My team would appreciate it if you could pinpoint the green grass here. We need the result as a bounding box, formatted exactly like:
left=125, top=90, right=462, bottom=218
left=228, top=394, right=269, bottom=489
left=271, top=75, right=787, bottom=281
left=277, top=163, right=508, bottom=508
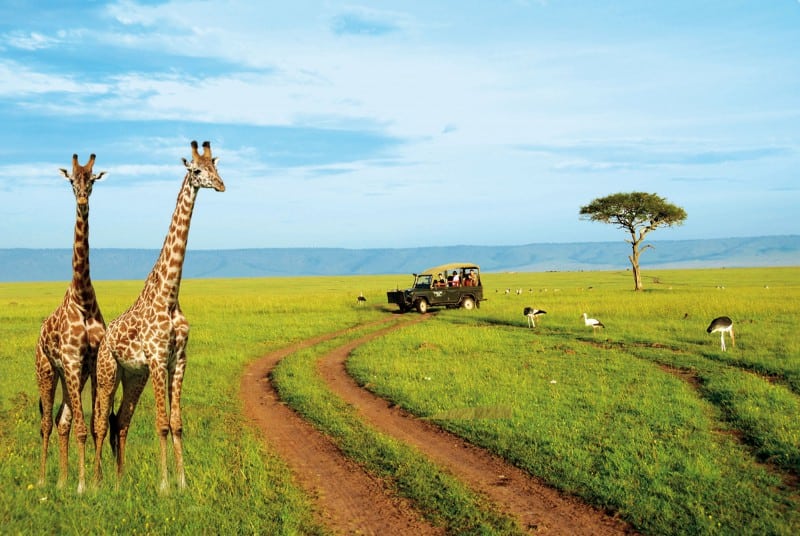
left=348, top=267, right=800, bottom=534
left=0, top=276, right=388, bottom=535
left=2, top=267, right=799, bottom=534
left=270, top=321, right=523, bottom=535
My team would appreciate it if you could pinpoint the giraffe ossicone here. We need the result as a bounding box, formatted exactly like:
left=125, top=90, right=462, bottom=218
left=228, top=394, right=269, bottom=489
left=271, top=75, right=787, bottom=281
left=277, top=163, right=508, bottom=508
left=93, top=141, right=224, bottom=492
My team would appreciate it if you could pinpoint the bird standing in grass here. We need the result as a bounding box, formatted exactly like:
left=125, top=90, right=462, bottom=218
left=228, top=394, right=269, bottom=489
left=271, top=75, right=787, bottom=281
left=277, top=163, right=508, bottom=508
left=523, top=307, right=546, bottom=328
left=582, top=312, right=604, bottom=332
left=706, top=316, right=734, bottom=351
left=357, top=292, right=367, bottom=305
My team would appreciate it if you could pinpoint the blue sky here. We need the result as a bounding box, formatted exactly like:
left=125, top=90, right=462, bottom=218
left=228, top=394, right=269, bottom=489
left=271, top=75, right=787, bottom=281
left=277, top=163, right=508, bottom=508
left=1, top=1, right=798, bottom=250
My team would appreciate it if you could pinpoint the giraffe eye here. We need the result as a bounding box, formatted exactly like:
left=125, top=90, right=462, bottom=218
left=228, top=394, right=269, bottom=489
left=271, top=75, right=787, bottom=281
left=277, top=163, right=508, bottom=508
left=192, top=169, right=202, bottom=176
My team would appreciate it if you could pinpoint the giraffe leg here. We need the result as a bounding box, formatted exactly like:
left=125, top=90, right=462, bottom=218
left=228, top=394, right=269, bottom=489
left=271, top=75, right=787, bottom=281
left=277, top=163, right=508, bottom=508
left=171, top=314, right=190, bottom=489
left=76, top=431, right=87, bottom=494
left=35, top=345, right=57, bottom=487
left=75, top=354, right=97, bottom=494
left=170, top=356, right=188, bottom=488
left=85, top=319, right=105, bottom=446
left=114, top=371, right=149, bottom=483
left=61, top=359, right=90, bottom=494
left=55, top=394, right=71, bottom=489
left=93, top=344, right=119, bottom=486
left=82, top=350, right=99, bottom=446
left=148, top=358, right=172, bottom=492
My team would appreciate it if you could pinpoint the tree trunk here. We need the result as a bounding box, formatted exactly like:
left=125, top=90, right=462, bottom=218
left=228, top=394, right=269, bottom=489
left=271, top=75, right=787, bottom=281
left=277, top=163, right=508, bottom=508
left=629, top=242, right=643, bottom=291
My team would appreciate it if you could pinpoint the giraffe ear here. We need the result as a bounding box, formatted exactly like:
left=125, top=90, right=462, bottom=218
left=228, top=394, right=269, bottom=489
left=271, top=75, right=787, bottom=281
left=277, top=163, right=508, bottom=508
left=95, top=171, right=108, bottom=181
left=59, top=168, right=70, bottom=180
left=182, top=157, right=191, bottom=168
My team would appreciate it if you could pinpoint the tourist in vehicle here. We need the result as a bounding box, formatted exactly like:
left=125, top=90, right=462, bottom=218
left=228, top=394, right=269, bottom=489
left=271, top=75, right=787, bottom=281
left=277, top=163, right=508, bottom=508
left=434, top=272, right=447, bottom=288
left=450, top=270, right=460, bottom=287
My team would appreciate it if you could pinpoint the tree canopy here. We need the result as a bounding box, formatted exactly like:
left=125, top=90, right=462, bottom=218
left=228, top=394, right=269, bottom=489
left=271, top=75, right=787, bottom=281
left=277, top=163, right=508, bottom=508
left=579, top=192, right=687, bottom=233
left=579, top=192, right=687, bottom=290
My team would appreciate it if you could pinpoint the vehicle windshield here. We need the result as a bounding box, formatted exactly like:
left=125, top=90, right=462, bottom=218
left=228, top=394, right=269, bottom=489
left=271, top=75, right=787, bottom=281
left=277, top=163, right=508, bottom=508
left=414, top=274, right=433, bottom=289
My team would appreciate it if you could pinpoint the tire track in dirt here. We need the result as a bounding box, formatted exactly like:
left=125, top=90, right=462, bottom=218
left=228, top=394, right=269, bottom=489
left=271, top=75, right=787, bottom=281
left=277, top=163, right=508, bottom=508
left=241, top=318, right=444, bottom=535
left=242, top=315, right=635, bottom=534
left=317, top=318, right=636, bottom=535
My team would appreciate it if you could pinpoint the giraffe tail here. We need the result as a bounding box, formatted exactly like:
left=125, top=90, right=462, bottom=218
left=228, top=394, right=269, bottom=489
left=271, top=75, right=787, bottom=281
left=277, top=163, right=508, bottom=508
left=109, top=411, right=120, bottom=457
left=54, top=402, right=65, bottom=427
left=38, top=399, right=43, bottom=437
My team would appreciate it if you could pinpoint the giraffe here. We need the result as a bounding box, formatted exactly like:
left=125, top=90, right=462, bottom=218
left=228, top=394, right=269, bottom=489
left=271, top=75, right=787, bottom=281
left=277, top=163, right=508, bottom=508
left=93, top=141, right=224, bottom=491
left=35, top=154, right=106, bottom=494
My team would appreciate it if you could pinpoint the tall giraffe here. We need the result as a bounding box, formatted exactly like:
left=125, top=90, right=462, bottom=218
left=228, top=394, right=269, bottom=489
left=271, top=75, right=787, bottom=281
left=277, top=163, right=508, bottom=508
left=93, top=141, right=224, bottom=491
left=35, top=154, right=106, bottom=494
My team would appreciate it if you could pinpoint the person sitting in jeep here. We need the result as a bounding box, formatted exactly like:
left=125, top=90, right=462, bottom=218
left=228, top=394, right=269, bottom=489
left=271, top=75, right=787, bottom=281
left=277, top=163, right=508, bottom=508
left=450, top=270, right=460, bottom=287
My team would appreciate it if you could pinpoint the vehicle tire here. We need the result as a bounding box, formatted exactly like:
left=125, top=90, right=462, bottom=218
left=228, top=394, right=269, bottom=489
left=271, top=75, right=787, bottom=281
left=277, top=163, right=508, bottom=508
left=416, top=299, right=428, bottom=314
left=461, top=297, right=475, bottom=310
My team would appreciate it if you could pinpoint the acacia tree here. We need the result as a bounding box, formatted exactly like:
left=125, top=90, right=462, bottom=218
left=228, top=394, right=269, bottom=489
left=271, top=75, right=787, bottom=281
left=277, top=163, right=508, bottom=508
left=579, top=192, right=687, bottom=291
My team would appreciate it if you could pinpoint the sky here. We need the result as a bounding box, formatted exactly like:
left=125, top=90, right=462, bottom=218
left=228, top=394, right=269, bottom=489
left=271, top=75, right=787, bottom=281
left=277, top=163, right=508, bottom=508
left=1, top=1, right=798, bottom=251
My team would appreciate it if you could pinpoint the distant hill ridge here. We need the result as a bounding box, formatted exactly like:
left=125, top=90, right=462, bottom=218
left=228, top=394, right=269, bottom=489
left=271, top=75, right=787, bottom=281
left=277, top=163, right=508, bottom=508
left=2, top=235, right=798, bottom=282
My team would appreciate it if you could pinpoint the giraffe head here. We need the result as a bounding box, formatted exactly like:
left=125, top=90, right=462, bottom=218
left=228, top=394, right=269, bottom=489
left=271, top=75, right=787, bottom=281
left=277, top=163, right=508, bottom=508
left=58, top=154, right=107, bottom=206
left=181, top=140, right=225, bottom=192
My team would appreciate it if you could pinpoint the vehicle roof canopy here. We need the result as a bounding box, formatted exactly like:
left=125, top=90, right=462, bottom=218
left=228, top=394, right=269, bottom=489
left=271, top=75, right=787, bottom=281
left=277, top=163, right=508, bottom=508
left=420, top=263, right=480, bottom=276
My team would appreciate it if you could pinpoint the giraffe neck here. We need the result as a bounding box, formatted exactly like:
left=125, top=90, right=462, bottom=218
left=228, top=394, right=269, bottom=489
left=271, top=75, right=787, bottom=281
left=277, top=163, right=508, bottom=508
left=70, top=202, right=96, bottom=305
left=143, top=174, right=198, bottom=307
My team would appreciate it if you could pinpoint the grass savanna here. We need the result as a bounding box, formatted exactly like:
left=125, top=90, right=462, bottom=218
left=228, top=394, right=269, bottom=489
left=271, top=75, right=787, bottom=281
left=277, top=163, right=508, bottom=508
left=1, top=276, right=389, bottom=534
left=349, top=267, right=800, bottom=534
left=0, top=268, right=795, bottom=533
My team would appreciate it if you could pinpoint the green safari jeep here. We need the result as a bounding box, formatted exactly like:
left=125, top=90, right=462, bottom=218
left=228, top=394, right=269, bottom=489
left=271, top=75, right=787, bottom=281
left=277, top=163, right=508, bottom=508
left=386, top=262, right=484, bottom=313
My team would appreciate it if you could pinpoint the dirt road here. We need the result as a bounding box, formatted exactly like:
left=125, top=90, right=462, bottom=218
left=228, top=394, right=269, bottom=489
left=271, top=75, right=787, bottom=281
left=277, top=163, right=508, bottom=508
left=241, top=317, right=634, bottom=535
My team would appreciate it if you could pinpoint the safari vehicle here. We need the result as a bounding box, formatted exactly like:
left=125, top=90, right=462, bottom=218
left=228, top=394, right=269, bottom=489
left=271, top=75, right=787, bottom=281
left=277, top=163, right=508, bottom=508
left=386, top=262, right=484, bottom=313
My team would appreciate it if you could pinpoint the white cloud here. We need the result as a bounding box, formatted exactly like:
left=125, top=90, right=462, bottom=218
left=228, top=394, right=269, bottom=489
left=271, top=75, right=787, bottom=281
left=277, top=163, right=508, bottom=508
left=2, top=31, right=59, bottom=50
left=0, top=61, right=108, bottom=96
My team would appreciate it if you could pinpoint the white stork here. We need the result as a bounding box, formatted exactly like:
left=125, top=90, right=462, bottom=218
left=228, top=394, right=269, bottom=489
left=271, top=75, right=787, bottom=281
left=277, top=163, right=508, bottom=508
left=523, top=307, right=546, bottom=328
left=582, top=312, right=605, bottom=332
left=706, top=316, right=734, bottom=351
